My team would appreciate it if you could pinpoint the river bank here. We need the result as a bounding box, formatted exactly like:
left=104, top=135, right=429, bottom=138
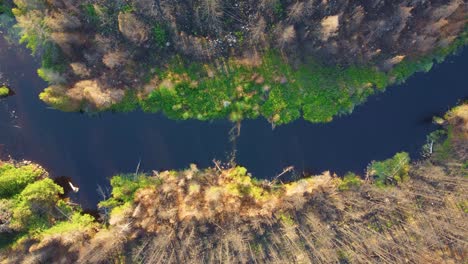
left=8, top=1, right=467, bottom=124
left=1, top=33, right=467, bottom=208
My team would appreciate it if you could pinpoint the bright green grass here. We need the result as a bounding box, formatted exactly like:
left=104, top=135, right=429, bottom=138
left=113, top=31, right=468, bottom=124
left=135, top=50, right=429, bottom=124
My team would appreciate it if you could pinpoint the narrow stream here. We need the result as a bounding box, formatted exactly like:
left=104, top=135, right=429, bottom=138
left=0, top=35, right=466, bottom=207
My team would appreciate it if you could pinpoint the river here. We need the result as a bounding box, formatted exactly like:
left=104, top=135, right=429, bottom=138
left=0, top=35, right=466, bottom=208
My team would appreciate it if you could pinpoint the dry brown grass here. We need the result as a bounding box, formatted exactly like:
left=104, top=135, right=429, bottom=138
left=2, top=160, right=466, bottom=263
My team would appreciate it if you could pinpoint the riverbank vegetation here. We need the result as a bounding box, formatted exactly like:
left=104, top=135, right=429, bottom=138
left=0, top=85, right=9, bottom=97
left=5, top=0, right=467, bottom=124
left=0, top=160, right=96, bottom=251
left=0, top=103, right=466, bottom=263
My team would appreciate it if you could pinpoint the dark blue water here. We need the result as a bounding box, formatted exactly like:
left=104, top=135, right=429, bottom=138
left=0, top=35, right=466, bottom=208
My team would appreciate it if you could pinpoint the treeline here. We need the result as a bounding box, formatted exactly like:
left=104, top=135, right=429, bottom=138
left=0, top=103, right=466, bottom=263
left=5, top=0, right=467, bottom=124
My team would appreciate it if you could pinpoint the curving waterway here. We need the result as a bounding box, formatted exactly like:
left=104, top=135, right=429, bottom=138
left=0, top=35, right=467, bottom=208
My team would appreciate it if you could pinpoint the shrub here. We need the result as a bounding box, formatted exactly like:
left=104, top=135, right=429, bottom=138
left=0, top=86, right=9, bottom=97
left=39, top=86, right=78, bottom=112
left=0, top=164, right=45, bottom=199
left=40, top=212, right=96, bottom=237
left=19, top=178, right=63, bottom=204
left=152, top=24, right=168, bottom=48
left=368, top=152, right=410, bottom=187
left=81, top=4, right=99, bottom=25
left=120, top=4, right=134, bottom=13
left=109, top=90, right=139, bottom=112
left=99, top=174, right=161, bottom=209
left=338, top=173, right=361, bottom=191
left=10, top=178, right=63, bottom=232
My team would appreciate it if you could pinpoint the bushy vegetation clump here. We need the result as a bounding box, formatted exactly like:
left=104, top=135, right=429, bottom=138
left=0, top=86, right=9, bottom=97
left=0, top=161, right=96, bottom=250
left=0, top=163, right=44, bottom=199
left=368, top=152, right=411, bottom=187
left=338, top=172, right=361, bottom=191
left=98, top=173, right=162, bottom=217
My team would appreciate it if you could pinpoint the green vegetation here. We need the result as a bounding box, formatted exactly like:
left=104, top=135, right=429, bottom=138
left=368, top=152, right=410, bottom=187
left=152, top=23, right=168, bottom=48
left=10, top=178, right=64, bottom=232
left=0, top=161, right=95, bottom=250
left=0, top=163, right=44, bottom=198
left=0, top=1, right=17, bottom=42
left=40, top=212, right=96, bottom=236
left=120, top=4, right=134, bottom=13
left=0, top=85, right=9, bottom=97
left=0, top=1, right=6, bottom=15
left=81, top=3, right=99, bottom=25
left=109, top=90, right=139, bottom=112
left=278, top=212, right=296, bottom=226
left=273, top=0, right=285, bottom=18
left=40, top=42, right=67, bottom=73
left=338, top=172, right=361, bottom=191
left=39, top=86, right=77, bottom=112
left=462, top=161, right=468, bottom=176
left=0, top=0, right=13, bottom=17
left=434, top=103, right=468, bottom=167
left=137, top=52, right=389, bottom=124
left=12, top=6, right=46, bottom=55
left=392, top=29, right=468, bottom=83
left=433, top=129, right=453, bottom=162
left=99, top=173, right=161, bottom=211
